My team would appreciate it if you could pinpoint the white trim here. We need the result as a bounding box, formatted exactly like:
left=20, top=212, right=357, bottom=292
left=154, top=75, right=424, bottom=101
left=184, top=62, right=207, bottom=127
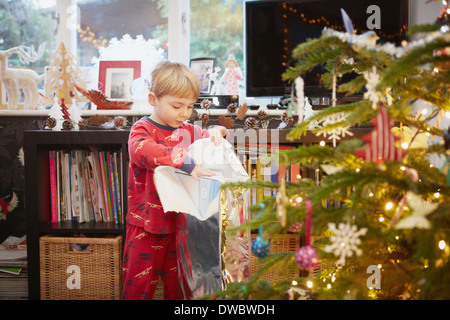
left=55, top=0, right=78, bottom=55
left=168, top=0, right=190, bottom=65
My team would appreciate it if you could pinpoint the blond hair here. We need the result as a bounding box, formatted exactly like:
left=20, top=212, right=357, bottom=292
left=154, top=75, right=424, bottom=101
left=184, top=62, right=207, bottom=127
left=149, top=60, right=200, bottom=100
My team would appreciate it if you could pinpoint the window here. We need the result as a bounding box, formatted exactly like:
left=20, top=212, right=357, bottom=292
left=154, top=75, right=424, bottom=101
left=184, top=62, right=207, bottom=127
left=0, top=0, right=57, bottom=74
left=190, top=0, right=243, bottom=73
left=77, top=0, right=168, bottom=66
left=0, top=0, right=245, bottom=95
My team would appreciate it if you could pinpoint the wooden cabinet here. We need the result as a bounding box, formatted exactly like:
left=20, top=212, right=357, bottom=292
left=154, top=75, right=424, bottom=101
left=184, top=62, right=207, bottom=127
left=24, top=130, right=129, bottom=300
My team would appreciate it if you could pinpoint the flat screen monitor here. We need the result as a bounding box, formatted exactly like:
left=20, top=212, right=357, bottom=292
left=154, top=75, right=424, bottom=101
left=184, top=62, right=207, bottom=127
left=245, top=0, right=409, bottom=97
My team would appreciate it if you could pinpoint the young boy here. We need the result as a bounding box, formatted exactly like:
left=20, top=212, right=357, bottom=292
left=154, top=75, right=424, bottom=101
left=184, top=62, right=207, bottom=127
left=122, top=60, right=225, bottom=300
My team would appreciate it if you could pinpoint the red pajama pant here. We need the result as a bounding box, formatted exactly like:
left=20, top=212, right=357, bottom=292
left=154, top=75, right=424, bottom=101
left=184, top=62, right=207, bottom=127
left=121, top=224, right=178, bottom=300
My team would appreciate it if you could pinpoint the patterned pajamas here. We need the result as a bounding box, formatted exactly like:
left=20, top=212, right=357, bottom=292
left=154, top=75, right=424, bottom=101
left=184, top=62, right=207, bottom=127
left=123, top=117, right=209, bottom=300
left=122, top=224, right=177, bottom=300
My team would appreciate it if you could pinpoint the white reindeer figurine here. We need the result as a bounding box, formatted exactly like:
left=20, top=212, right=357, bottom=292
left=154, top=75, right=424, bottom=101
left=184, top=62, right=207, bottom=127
left=0, top=44, right=45, bottom=110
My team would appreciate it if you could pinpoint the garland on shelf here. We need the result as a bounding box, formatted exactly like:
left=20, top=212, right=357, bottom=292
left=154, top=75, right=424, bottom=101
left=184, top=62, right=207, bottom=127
left=45, top=115, right=129, bottom=131
left=195, top=98, right=294, bottom=129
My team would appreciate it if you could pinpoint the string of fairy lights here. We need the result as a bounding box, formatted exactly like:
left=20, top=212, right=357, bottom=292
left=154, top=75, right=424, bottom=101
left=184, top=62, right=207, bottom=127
left=280, top=2, right=408, bottom=68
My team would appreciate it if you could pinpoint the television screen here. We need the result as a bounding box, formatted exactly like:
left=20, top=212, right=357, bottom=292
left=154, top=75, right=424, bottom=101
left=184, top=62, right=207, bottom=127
left=245, top=0, right=409, bottom=97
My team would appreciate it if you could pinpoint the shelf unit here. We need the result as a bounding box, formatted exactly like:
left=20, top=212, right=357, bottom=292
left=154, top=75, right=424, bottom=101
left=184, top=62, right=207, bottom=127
left=23, top=128, right=369, bottom=300
left=24, top=130, right=129, bottom=300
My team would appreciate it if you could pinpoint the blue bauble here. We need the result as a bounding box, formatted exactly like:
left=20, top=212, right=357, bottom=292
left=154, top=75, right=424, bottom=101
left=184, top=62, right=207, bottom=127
left=251, top=236, right=271, bottom=258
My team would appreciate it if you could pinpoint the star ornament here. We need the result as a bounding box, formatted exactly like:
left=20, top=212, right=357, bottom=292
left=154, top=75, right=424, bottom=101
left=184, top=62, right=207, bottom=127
left=395, top=192, right=438, bottom=230
left=354, top=104, right=408, bottom=163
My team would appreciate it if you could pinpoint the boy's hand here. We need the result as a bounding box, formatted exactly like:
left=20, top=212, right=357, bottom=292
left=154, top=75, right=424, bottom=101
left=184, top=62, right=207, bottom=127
left=190, top=164, right=216, bottom=181
left=208, top=126, right=227, bottom=146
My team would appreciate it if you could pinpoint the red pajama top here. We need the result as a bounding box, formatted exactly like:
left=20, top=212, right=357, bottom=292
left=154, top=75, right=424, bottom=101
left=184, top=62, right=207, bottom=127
left=126, top=116, right=210, bottom=234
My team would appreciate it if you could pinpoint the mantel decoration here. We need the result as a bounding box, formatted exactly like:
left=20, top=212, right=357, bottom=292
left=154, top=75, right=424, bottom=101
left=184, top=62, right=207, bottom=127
left=0, top=44, right=45, bottom=110
left=90, top=34, right=165, bottom=111
left=41, top=42, right=87, bottom=107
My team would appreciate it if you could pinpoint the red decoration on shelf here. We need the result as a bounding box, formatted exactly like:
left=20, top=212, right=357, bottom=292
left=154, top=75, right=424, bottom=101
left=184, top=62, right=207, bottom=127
left=354, top=104, right=407, bottom=162
left=60, top=97, right=71, bottom=120
left=73, top=83, right=133, bottom=110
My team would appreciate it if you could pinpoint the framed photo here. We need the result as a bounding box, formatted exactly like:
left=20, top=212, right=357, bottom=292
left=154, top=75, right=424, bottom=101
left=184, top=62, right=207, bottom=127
left=190, top=58, right=216, bottom=94
left=98, top=61, right=141, bottom=99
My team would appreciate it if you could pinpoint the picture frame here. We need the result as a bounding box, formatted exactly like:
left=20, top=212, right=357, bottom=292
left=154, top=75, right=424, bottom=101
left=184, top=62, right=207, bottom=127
left=98, top=60, right=141, bottom=99
left=190, top=58, right=216, bottom=94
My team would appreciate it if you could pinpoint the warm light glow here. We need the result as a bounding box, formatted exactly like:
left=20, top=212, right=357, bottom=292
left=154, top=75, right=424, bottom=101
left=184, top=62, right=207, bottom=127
left=421, top=109, right=428, bottom=115
left=326, top=284, right=331, bottom=289
left=439, top=240, right=446, bottom=250
left=385, top=202, right=394, bottom=210
left=401, top=142, right=409, bottom=149
left=319, top=141, right=326, bottom=146
left=434, top=192, right=440, bottom=199
left=296, top=196, right=303, bottom=203
left=379, top=216, right=385, bottom=222
left=306, top=281, right=313, bottom=288
left=355, top=168, right=360, bottom=173
left=400, top=166, right=406, bottom=171
left=292, top=280, right=298, bottom=286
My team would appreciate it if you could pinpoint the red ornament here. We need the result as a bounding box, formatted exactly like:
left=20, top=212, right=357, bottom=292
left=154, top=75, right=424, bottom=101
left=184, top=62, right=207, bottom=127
left=294, top=199, right=319, bottom=270
left=73, top=83, right=133, bottom=110
left=60, top=98, right=71, bottom=120
left=354, top=104, right=407, bottom=162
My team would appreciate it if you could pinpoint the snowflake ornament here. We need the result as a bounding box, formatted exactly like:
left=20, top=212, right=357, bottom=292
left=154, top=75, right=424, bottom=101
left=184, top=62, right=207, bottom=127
left=316, top=112, right=353, bottom=147
left=324, top=222, right=368, bottom=265
left=363, top=66, right=382, bottom=110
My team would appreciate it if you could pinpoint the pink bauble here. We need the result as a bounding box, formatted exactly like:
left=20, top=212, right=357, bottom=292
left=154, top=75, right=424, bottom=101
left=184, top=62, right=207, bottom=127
left=288, top=222, right=303, bottom=233
left=295, top=245, right=319, bottom=270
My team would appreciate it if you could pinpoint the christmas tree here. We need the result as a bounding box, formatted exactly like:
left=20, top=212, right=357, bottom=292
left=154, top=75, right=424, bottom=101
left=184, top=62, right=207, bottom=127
left=213, top=5, right=450, bottom=300
left=41, top=42, right=87, bottom=106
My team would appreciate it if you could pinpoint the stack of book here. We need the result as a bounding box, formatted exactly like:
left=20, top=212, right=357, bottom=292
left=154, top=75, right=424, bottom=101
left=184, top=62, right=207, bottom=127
left=49, top=148, right=124, bottom=224
left=0, top=236, right=28, bottom=300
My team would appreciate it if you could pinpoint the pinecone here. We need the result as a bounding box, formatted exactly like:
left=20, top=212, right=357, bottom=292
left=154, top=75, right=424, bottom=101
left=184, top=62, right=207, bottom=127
left=200, top=99, right=212, bottom=110
left=45, top=117, right=56, bottom=129
left=257, top=110, right=268, bottom=119
left=245, top=117, right=257, bottom=129
left=227, top=103, right=237, bottom=113
left=113, top=116, right=127, bottom=128
left=78, top=118, right=89, bottom=129
left=200, top=113, right=209, bottom=124
left=282, top=111, right=293, bottom=124
left=62, top=120, right=74, bottom=130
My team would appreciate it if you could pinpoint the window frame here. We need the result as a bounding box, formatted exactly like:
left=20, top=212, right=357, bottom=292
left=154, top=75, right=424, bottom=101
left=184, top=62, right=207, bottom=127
left=56, top=0, right=190, bottom=66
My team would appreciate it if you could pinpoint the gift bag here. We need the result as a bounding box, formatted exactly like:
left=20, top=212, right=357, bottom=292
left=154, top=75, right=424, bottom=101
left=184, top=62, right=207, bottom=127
left=154, top=138, right=250, bottom=299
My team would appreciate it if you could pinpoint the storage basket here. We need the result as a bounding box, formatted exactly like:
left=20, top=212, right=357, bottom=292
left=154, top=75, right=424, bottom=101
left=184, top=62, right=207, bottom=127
left=40, top=234, right=123, bottom=300
left=250, top=233, right=300, bottom=282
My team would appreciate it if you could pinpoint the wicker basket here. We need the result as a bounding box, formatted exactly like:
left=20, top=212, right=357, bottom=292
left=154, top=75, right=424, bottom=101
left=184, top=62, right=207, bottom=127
left=250, top=233, right=300, bottom=282
left=40, top=234, right=123, bottom=300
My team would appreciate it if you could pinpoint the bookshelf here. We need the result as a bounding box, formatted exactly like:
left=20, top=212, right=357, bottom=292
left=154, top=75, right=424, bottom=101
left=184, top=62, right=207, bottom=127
left=23, top=127, right=369, bottom=300
left=23, top=130, right=129, bottom=300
